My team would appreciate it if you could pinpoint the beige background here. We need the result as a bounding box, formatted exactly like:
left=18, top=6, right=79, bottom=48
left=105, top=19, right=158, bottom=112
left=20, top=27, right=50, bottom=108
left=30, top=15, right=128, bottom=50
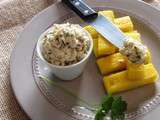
left=0, top=0, right=159, bottom=120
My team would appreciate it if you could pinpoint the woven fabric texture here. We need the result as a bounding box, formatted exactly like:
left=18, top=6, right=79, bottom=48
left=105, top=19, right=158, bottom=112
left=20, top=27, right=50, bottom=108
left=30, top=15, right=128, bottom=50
left=0, top=0, right=159, bottom=120
left=0, top=0, right=56, bottom=120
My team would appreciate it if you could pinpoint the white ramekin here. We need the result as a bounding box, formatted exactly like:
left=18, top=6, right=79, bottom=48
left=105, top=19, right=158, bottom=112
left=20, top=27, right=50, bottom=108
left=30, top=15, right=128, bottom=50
left=36, top=26, right=93, bottom=80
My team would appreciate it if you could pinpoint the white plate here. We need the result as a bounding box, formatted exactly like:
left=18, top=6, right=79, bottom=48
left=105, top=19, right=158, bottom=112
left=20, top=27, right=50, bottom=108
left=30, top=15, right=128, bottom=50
left=10, top=0, right=160, bottom=120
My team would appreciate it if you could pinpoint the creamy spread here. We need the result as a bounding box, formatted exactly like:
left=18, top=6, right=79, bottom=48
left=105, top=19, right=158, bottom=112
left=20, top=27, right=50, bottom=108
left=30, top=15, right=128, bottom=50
left=120, top=37, right=147, bottom=64
left=42, top=23, right=90, bottom=66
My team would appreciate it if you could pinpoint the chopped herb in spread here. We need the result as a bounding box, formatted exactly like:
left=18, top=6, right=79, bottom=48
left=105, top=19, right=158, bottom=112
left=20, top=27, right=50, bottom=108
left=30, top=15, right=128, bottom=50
left=120, top=38, right=147, bottom=64
left=42, top=23, right=91, bottom=66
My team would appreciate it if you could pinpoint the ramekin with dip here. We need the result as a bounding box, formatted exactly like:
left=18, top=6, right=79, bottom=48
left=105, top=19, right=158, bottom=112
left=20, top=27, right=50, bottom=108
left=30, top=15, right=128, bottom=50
left=37, top=23, right=93, bottom=80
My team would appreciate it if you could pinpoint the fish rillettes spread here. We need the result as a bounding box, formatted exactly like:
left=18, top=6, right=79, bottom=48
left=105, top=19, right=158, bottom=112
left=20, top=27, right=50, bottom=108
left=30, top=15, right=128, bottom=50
left=120, top=37, right=147, bottom=64
left=42, top=23, right=91, bottom=66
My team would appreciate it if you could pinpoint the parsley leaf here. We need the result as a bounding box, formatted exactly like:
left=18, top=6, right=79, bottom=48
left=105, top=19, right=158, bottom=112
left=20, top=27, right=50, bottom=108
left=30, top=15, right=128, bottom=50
left=95, top=108, right=106, bottom=120
left=95, top=95, right=127, bottom=120
left=102, top=95, right=114, bottom=113
left=111, top=97, right=127, bottom=120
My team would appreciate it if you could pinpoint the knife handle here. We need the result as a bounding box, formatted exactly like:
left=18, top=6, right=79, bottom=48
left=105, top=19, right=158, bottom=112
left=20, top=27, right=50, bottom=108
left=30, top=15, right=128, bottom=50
left=62, top=0, right=98, bottom=19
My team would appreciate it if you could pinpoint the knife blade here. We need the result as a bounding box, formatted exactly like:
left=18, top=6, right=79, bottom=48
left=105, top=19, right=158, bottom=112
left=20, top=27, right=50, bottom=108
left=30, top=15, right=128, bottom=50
left=62, top=0, right=127, bottom=49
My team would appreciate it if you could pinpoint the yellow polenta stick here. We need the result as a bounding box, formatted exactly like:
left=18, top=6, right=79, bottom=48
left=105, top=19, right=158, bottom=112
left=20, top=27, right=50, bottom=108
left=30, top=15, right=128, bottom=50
left=114, top=16, right=134, bottom=32
left=103, top=63, right=158, bottom=94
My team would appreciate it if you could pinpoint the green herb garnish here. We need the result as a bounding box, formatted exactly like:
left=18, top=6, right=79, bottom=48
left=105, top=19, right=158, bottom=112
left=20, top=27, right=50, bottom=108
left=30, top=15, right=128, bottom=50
left=102, top=95, right=114, bottom=113
left=95, top=108, right=106, bottom=120
left=95, top=95, right=127, bottom=120
left=111, top=96, right=127, bottom=120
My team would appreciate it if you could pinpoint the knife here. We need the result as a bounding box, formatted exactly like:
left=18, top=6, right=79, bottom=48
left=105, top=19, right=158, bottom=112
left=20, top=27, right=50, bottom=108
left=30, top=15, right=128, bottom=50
left=62, top=0, right=127, bottom=49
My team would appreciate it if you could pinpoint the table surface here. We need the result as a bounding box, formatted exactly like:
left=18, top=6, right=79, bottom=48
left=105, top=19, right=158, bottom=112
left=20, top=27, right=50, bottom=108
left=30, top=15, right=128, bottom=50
left=0, top=0, right=159, bottom=120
